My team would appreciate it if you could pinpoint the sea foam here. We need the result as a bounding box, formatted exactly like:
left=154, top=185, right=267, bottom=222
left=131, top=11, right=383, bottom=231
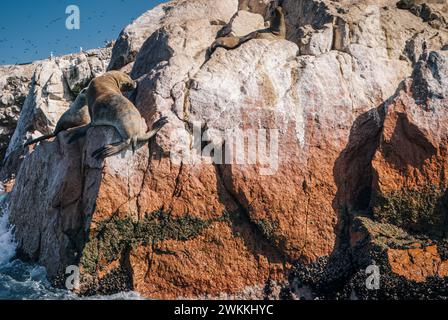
left=0, top=195, right=144, bottom=300
left=0, top=200, right=16, bottom=266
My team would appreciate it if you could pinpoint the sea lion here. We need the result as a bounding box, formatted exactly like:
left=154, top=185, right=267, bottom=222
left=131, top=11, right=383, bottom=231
left=67, top=71, right=168, bottom=159
left=67, top=71, right=138, bottom=143
left=86, top=70, right=137, bottom=116
left=24, top=87, right=90, bottom=147
left=210, top=6, right=286, bottom=53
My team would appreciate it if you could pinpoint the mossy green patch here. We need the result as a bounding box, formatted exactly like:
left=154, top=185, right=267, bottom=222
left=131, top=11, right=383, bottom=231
left=80, top=239, right=100, bottom=275
left=372, top=185, right=448, bottom=236
left=98, top=218, right=135, bottom=265
left=80, top=209, right=288, bottom=278
left=80, top=211, right=216, bottom=275
left=135, top=211, right=212, bottom=245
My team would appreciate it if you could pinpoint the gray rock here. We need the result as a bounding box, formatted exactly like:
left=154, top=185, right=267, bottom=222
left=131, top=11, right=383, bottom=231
left=0, top=65, right=36, bottom=163
left=298, top=23, right=333, bottom=55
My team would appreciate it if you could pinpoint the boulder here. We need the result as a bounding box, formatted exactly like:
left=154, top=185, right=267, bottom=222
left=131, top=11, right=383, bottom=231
left=109, top=0, right=238, bottom=71
left=217, top=10, right=266, bottom=38
left=239, top=0, right=274, bottom=17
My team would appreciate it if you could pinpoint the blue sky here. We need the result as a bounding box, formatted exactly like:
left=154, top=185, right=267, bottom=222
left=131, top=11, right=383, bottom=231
left=0, top=0, right=165, bottom=65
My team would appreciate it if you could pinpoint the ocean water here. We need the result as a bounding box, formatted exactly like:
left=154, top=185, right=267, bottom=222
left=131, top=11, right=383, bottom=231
left=0, top=204, right=144, bottom=300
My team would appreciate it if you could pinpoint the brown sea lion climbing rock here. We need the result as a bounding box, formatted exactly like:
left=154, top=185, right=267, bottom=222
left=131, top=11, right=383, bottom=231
left=67, top=71, right=137, bottom=143
left=68, top=71, right=168, bottom=159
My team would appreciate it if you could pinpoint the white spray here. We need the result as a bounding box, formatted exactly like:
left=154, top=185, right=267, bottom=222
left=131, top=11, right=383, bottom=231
left=0, top=196, right=16, bottom=266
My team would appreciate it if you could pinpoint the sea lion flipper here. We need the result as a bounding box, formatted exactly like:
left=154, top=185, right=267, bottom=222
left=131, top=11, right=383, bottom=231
left=92, top=141, right=129, bottom=160
left=24, top=133, right=56, bottom=147
left=138, top=116, right=169, bottom=143
left=91, top=141, right=121, bottom=158
left=152, top=116, right=169, bottom=130
left=210, top=5, right=285, bottom=53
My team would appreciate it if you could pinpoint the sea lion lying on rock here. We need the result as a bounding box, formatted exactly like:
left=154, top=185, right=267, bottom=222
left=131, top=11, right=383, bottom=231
left=210, top=6, right=286, bottom=53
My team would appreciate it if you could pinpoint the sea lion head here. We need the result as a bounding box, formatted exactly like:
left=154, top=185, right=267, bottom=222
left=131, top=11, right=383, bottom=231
left=68, top=87, right=89, bottom=112
left=108, top=71, right=137, bottom=92
left=266, top=1, right=283, bottom=17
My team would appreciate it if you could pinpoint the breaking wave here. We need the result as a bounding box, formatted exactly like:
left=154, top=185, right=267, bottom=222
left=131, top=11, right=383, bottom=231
left=0, top=198, right=144, bottom=300
left=0, top=203, right=15, bottom=266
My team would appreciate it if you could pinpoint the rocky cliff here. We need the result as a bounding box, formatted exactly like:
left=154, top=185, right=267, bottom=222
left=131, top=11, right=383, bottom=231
left=2, top=0, right=448, bottom=299
left=0, top=64, right=36, bottom=164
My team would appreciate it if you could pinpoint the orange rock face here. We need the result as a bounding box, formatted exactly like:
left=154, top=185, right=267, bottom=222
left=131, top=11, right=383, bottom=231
left=130, top=222, right=286, bottom=299
left=388, top=245, right=448, bottom=282
left=371, top=51, right=448, bottom=235
left=372, top=84, right=448, bottom=194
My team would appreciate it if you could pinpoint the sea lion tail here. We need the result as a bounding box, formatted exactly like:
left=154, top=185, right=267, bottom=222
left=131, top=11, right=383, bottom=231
left=24, top=133, right=56, bottom=147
